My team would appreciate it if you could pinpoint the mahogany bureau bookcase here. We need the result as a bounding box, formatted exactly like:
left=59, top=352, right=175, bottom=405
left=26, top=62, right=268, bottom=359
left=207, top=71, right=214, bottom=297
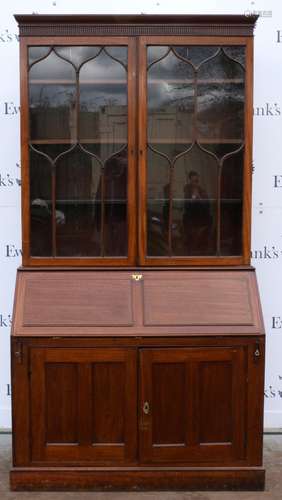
left=10, top=14, right=265, bottom=491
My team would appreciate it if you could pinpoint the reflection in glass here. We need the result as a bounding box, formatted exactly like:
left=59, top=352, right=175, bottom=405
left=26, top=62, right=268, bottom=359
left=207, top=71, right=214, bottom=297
left=54, top=46, right=100, bottom=69
left=29, top=50, right=75, bottom=80
left=29, top=47, right=51, bottom=66
left=29, top=148, right=52, bottom=256
left=147, top=146, right=170, bottom=256
left=28, top=45, right=129, bottom=258
left=29, top=50, right=76, bottom=140
left=55, top=146, right=100, bottom=257
left=79, top=48, right=127, bottom=143
left=197, top=82, right=244, bottom=140
left=220, top=149, right=244, bottom=255
left=29, top=83, right=76, bottom=140
left=146, top=45, right=245, bottom=258
left=223, top=46, right=245, bottom=67
left=148, top=48, right=194, bottom=143
left=174, top=145, right=217, bottom=256
left=96, top=148, right=128, bottom=256
left=174, top=46, right=218, bottom=67
left=197, top=48, right=244, bottom=141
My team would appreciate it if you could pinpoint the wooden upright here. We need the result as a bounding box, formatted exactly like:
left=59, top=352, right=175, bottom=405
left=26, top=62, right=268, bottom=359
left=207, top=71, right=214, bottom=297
left=11, top=14, right=265, bottom=491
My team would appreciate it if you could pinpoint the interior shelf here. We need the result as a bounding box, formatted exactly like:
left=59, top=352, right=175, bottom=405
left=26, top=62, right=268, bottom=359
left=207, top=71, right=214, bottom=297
left=29, top=79, right=127, bottom=85
left=29, top=78, right=243, bottom=85
left=148, top=78, right=244, bottom=84
left=30, top=139, right=127, bottom=144
left=29, top=138, right=242, bottom=145
left=147, top=198, right=242, bottom=203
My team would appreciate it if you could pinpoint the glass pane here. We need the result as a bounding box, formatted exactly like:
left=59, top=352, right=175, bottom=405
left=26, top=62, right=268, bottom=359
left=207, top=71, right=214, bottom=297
left=220, top=149, right=244, bottom=256
left=224, top=46, right=245, bottom=67
left=147, top=46, right=169, bottom=67
left=28, top=45, right=129, bottom=260
left=29, top=46, right=51, bottom=66
left=197, top=48, right=245, bottom=141
left=29, top=50, right=76, bottom=141
left=197, top=82, right=244, bottom=141
left=55, top=46, right=100, bottom=68
left=147, top=146, right=170, bottom=256
left=148, top=47, right=195, bottom=143
left=174, top=46, right=218, bottom=67
left=172, top=144, right=217, bottom=256
left=29, top=49, right=75, bottom=80
left=79, top=48, right=127, bottom=143
left=103, top=148, right=128, bottom=256
left=29, top=148, right=52, bottom=256
left=55, top=146, right=101, bottom=257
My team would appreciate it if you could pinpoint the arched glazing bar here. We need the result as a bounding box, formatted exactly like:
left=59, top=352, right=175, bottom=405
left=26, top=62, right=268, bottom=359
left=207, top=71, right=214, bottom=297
left=146, top=44, right=245, bottom=257
left=28, top=45, right=128, bottom=257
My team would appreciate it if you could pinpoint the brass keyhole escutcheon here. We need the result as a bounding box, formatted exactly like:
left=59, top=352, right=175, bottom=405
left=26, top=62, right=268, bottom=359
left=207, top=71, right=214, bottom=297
left=132, top=273, right=143, bottom=281
left=143, top=401, right=150, bottom=415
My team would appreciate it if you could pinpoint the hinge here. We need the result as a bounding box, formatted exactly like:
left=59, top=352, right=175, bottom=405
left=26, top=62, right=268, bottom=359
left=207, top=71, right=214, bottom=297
left=14, top=341, right=23, bottom=364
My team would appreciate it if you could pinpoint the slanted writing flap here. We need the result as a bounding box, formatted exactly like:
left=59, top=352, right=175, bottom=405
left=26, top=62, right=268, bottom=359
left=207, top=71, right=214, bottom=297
left=12, top=269, right=264, bottom=336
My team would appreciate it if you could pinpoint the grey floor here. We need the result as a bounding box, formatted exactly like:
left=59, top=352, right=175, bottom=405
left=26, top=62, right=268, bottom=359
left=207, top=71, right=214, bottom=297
left=0, top=434, right=281, bottom=499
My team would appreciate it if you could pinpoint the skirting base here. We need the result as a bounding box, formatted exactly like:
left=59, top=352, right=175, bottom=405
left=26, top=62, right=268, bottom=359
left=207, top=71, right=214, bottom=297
left=10, top=466, right=265, bottom=491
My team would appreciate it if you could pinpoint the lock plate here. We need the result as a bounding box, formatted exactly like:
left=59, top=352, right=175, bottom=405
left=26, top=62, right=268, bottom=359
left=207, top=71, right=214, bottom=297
left=132, top=273, right=143, bottom=281
left=143, top=401, right=150, bottom=415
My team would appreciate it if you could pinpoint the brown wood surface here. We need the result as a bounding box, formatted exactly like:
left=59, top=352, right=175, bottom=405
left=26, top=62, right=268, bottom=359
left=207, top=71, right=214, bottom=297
left=139, top=347, right=246, bottom=464
left=13, top=269, right=264, bottom=336
left=12, top=15, right=264, bottom=493
left=14, top=14, right=258, bottom=39
left=11, top=336, right=264, bottom=468
left=29, top=347, right=137, bottom=464
left=10, top=467, right=265, bottom=491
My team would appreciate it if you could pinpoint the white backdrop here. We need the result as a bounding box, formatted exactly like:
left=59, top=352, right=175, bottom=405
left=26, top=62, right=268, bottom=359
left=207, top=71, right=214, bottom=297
left=0, top=0, right=281, bottom=429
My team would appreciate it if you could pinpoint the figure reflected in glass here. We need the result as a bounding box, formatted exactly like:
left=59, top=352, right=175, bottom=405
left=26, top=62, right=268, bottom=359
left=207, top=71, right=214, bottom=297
left=95, top=148, right=128, bottom=256
left=182, top=170, right=212, bottom=255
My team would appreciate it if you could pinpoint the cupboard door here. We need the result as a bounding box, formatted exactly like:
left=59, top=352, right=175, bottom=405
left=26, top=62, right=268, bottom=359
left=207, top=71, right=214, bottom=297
left=138, top=38, right=248, bottom=266
left=26, top=39, right=136, bottom=266
left=139, top=347, right=246, bottom=464
left=30, top=347, right=137, bottom=464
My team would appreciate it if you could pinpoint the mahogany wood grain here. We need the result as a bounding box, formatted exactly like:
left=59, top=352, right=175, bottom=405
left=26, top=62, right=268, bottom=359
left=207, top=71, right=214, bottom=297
left=10, top=467, right=265, bottom=491
left=11, top=336, right=264, bottom=476
left=45, top=363, right=79, bottom=444
left=13, top=269, right=264, bottom=336
left=29, top=347, right=137, bottom=464
left=11, top=15, right=263, bottom=493
left=242, top=37, right=254, bottom=265
left=20, top=38, right=30, bottom=266
left=139, top=347, right=246, bottom=464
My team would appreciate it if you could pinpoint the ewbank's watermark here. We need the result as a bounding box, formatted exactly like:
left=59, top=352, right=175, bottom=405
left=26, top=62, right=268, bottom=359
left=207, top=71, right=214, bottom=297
left=244, top=10, right=272, bottom=18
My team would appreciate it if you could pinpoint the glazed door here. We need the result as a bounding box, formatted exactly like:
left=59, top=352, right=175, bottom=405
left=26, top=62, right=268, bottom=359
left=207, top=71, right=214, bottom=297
left=30, top=347, right=137, bottom=464
left=25, top=38, right=136, bottom=266
left=139, top=347, right=246, bottom=464
left=138, top=37, right=251, bottom=266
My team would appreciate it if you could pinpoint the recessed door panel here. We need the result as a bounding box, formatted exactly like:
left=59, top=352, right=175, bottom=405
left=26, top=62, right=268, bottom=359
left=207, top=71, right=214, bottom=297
left=30, top=347, right=137, bottom=464
left=139, top=347, right=246, bottom=464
